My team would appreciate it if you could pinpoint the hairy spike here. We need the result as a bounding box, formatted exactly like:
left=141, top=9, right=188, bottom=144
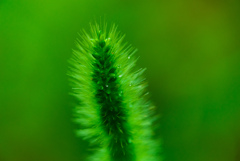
left=69, top=22, right=160, bottom=161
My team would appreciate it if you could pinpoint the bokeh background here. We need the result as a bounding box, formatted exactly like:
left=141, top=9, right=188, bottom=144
left=1, top=0, right=240, bottom=161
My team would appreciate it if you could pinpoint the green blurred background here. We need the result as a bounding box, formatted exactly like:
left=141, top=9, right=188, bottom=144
left=1, top=0, right=240, bottom=161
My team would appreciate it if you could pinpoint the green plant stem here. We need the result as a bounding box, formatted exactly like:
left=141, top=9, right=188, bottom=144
left=69, top=23, right=159, bottom=161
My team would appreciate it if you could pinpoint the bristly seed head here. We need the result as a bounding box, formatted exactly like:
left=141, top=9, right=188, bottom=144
left=68, top=22, right=160, bottom=161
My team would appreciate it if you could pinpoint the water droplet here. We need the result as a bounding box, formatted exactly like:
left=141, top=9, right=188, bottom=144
left=105, top=38, right=111, bottom=42
left=119, top=75, right=122, bottom=78
left=106, top=85, right=109, bottom=87
left=128, top=56, right=130, bottom=59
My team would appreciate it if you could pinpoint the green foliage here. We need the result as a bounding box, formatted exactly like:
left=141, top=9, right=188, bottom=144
left=68, top=23, right=159, bottom=161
